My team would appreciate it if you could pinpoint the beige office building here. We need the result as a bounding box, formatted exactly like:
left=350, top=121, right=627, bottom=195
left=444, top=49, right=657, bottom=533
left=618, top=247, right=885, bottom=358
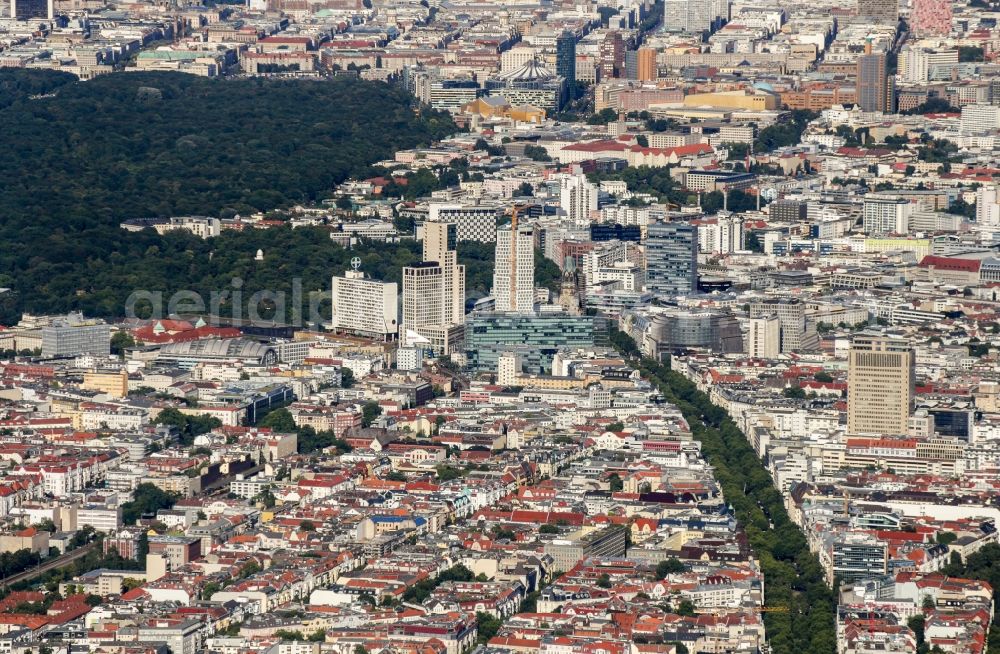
left=637, top=47, right=657, bottom=81
left=401, top=222, right=466, bottom=355
left=747, top=315, right=781, bottom=359
left=82, top=369, right=129, bottom=398
left=493, top=223, right=535, bottom=313
left=749, top=299, right=818, bottom=352
left=847, top=336, right=914, bottom=436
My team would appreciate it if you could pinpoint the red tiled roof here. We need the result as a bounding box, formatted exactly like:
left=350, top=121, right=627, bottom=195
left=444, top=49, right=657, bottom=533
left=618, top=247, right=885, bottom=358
left=919, top=256, right=981, bottom=272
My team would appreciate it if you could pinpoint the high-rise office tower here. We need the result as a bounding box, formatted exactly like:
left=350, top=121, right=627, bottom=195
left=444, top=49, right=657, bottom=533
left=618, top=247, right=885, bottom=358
left=960, top=104, right=1000, bottom=136
left=427, top=203, right=501, bottom=243
left=556, top=31, right=577, bottom=99
left=422, top=221, right=456, bottom=267
left=748, top=299, right=819, bottom=352
left=976, top=185, right=1000, bottom=226
left=862, top=196, right=912, bottom=234
left=911, top=0, right=952, bottom=36
left=11, top=0, right=53, bottom=20
left=40, top=314, right=110, bottom=358
left=637, top=47, right=657, bottom=81
left=697, top=214, right=744, bottom=254
left=625, top=50, right=639, bottom=80
left=559, top=174, right=598, bottom=224
left=600, top=32, right=624, bottom=80
left=493, top=219, right=535, bottom=313
left=401, top=222, right=466, bottom=355
left=422, top=221, right=464, bottom=326
left=899, top=47, right=959, bottom=84
left=645, top=221, right=698, bottom=296
left=663, top=0, right=730, bottom=34
left=847, top=336, right=915, bottom=436
left=856, top=52, right=895, bottom=113
left=747, top=315, right=781, bottom=359
left=857, top=0, right=899, bottom=24
left=402, top=263, right=448, bottom=345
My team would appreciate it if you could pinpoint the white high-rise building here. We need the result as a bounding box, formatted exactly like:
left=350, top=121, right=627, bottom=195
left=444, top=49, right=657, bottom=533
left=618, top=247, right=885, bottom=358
left=663, top=0, right=730, bottom=33
left=961, top=105, right=1000, bottom=136
left=559, top=174, right=598, bottom=224
left=977, top=186, right=1000, bottom=227
left=493, top=223, right=535, bottom=313
left=497, top=351, right=522, bottom=385
left=747, top=315, right=781, bottom=359
left=401, top=222, right=466, bottom=355
left=430, top=222, right=466, bottom=328
left=697, top=214, right=744, bottom=254
left=331, top=268, right=399, bottom=341
left=397, top=346, right=424, bottom=371
left=719, top=215, right=744, bottom=253
left=900, top=48, right=959, bottom=83
left=863, top=196, right=913, bottom=235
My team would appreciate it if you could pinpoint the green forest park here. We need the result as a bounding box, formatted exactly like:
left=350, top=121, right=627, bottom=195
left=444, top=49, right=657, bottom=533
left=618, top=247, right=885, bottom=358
left=0, top=70, right=460, bottom=324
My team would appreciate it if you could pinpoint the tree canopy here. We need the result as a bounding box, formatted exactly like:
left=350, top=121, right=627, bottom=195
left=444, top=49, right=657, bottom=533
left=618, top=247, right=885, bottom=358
left=121, top=483, right=178, bottom=525
left=0, top=70, right=455, bottom=323
left=754, top=110, right=819, bottom=152
left=152, top=408, right=222, bottom=446
left=258, top=407, right=296, bottom=432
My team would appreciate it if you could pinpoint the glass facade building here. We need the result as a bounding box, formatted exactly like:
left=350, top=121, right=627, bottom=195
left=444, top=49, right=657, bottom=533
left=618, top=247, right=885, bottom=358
left=464, top=313, right=608, bottom=374
left=832, top=536, right=889, bottom=583
left=622, top=307, right=743, bottom=359
left=646, top=221, right=698, bottom=296
left=591, top=223, right=642, bottom=242
left=556, top=31, right=576, bottom=101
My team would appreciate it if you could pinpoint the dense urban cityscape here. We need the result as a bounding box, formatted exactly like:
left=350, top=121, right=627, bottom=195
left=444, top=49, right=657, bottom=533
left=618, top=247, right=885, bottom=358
left=2, top=0, right=1000, bottom=654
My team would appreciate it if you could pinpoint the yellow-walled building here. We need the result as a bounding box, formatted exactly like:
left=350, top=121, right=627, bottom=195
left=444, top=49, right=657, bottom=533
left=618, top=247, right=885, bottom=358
left=82, top=369, right=129, bottom=398
left=683, top=89, right=779, bottom=111
left=461, top=97, right=546, bottom=124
